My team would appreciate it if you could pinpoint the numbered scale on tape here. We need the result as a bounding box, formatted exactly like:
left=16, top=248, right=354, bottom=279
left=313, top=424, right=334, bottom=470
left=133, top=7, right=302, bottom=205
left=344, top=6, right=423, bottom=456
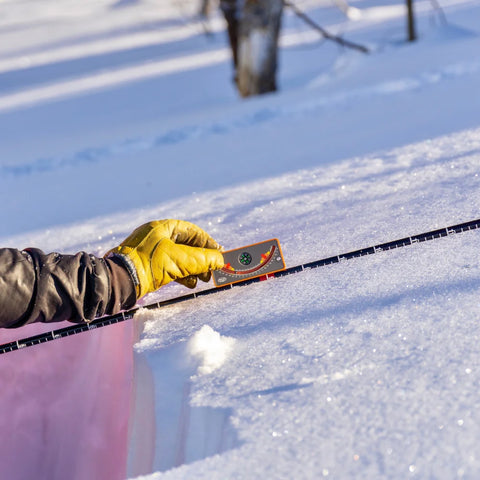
left=213, top=238, right=286, bottom=287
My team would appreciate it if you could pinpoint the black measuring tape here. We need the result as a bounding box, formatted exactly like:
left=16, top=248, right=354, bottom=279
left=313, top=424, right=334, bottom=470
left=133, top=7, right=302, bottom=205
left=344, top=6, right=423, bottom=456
left=1, top=218, right=479, bottom=355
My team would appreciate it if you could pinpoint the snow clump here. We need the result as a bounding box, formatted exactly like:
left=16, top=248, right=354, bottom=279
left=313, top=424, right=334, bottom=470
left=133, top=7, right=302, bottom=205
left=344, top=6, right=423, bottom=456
left=186, top=325, right=235, bottom=375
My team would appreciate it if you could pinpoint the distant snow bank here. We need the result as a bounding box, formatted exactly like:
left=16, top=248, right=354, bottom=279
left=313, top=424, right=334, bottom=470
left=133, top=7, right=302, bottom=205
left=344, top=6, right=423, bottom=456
left=128, top=324, right=238, bottom=478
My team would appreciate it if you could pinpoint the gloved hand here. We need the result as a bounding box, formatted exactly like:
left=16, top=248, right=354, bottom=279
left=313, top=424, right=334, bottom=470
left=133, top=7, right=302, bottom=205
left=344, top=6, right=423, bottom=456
left=106, top=220, right=224, bottom=298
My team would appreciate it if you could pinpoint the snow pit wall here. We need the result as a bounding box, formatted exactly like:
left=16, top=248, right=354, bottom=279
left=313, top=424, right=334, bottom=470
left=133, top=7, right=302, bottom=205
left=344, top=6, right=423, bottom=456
left=0, top=316, right=238, bottom=480
left=128, top=325, right=239, bottom=477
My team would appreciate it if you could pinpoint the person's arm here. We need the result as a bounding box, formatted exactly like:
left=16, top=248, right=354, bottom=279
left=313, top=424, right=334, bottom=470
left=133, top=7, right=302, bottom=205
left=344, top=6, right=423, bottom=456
left=0, top=219, right=224, bottom=329
left=0, top=248, right=136, bottom=328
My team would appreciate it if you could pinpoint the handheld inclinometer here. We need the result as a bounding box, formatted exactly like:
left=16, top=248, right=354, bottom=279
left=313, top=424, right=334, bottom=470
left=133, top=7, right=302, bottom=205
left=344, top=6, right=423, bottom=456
left=213, top=239, right=286, bottom=287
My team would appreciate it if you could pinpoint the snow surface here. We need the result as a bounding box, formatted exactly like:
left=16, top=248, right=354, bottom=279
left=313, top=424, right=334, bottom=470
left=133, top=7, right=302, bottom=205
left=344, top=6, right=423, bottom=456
left=1, top=0, right=480, bottom=479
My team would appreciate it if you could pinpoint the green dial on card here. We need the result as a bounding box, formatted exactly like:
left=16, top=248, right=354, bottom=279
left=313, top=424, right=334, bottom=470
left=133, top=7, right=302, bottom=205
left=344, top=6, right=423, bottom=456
left=239, top=252, right=252, bottom=265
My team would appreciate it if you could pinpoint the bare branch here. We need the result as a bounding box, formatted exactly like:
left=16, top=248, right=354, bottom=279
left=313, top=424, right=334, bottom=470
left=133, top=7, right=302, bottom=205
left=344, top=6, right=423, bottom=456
left=284, top=1, right=369, bottom=54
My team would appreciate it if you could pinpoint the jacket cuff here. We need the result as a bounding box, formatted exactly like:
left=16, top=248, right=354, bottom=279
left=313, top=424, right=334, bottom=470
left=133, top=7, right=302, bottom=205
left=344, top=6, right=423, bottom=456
left=105, top=255, right=138, bottom=311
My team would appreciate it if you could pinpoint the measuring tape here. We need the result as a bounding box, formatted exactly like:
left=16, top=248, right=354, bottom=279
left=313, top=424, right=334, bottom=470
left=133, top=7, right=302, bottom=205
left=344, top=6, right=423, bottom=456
left=1, top=218, right=479, bottom=355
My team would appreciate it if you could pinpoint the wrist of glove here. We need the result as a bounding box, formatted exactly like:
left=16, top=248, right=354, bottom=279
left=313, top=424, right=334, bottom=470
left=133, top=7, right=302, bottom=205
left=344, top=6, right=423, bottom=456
left=106, top=220, right=224, bottom=299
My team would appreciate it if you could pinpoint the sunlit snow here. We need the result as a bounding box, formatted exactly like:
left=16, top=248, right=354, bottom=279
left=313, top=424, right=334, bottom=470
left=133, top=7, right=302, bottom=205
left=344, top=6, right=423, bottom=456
left=0, top=0, right=480, bottom=479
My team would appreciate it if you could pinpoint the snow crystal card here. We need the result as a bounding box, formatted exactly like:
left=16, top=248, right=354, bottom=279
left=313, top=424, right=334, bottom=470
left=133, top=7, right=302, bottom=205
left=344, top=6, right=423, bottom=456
left=213, top=239, right=286, bottom=287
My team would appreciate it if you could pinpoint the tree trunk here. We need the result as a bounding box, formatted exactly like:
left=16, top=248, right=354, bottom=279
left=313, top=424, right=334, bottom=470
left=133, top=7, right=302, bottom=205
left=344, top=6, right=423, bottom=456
left=220, top=0, right=240, bottom=71
left=199, top=0, right=211, bottom=17
left=406, top=0, right=416, bottom=41
left=236, top=0, right=283, bottom=97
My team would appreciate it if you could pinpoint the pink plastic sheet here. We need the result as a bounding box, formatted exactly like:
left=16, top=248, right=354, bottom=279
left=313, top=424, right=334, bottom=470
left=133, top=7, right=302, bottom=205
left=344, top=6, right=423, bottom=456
left=0, top=321, right=134, bottom=480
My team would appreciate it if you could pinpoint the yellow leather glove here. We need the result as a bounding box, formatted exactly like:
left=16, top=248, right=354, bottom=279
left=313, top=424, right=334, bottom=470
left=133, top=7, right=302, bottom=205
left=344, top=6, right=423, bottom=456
left=106, top=220, right=224, bottom=299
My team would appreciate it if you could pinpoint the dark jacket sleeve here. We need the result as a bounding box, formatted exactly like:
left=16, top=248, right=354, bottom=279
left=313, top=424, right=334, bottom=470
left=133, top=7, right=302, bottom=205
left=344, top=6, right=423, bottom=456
left=0, top=248, right=137, bottom=329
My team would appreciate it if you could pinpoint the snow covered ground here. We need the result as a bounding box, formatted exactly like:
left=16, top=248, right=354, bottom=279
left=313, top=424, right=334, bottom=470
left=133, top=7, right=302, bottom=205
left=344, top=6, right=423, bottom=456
left=0, top=0, right=480, bottom=478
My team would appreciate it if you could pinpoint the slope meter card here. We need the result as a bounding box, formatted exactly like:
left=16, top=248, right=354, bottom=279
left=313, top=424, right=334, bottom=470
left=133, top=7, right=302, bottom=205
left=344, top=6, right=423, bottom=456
left=213, top=239, right=286, bottom=287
